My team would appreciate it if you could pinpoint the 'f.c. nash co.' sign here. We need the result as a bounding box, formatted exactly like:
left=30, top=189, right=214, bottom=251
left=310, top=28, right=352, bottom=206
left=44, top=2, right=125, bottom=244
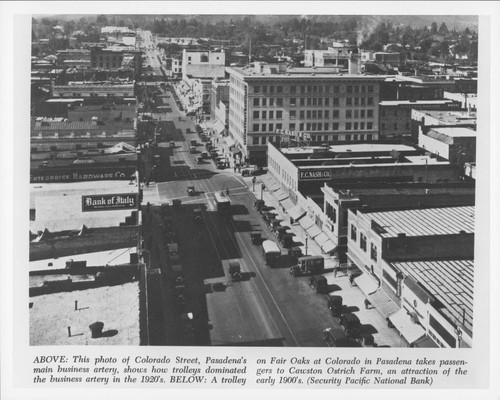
left=299, top=170, right=331, bottom=180
left=82, top=193, right=138, bottom=212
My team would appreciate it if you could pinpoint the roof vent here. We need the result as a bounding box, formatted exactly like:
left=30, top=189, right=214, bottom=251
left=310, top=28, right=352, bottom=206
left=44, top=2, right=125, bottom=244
left=397, top=233, right=406, bottom=238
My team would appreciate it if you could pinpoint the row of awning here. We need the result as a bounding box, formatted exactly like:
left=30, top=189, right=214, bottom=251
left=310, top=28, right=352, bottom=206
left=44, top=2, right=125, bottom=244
left=354, top=273, right=428, bottom=346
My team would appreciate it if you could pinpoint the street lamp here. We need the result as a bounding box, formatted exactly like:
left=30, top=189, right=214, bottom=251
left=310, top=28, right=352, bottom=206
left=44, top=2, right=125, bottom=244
left=260, top=183, right=265, bottom=200
left=454, top=324, right=463, bottom=348
left=252, top=176, right=256, bottom=191
left=305, top=236, right=308, bottom=256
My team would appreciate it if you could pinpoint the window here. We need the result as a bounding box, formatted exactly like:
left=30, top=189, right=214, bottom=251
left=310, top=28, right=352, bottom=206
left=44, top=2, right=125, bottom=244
left=269, top=123, right=274, bottom=132
left=290, top=98, right=296, bottom=106
left=405, top=122, right=410, bottom=129
left=325, top=98, right=329, bottom=106
left=367, top=109, right=373, bottom=118
left=301, top=85, right=306, bottom=94
left=254, top=86, right=260, bottom=93
left=290, top=110, right=296, bottom=119
left=307, top=98, right=312, bottom=106
left=332, top=123, right=339, bottom=130
left=312, top=98, right=317, bottom=106
left=253, top=124, right=259, bottom=132
left=360, top=122, right=365, bottom=130
left=253, top=111, right=259, bottom=119
left=360, top=233, right=367, bottom=251
left=333, top=85, right=339, bottom=93
left=361, top=97, right=366, bottom=106
left=277, top=86, right=283, bottom=93
left=277, top=111, right=283, bottom=119
left=360, top=110, right=365, bottom=118
left=345, top=134, right=351, bottom=141
left=306, top=123, right=311, bottom=130
left=307, top=110, right=312, bottom=119
left=393, top=123, right=398, bottom=130
left=354, top=110, right=359, bottom=118
left=262, top=111, right=267, bottom=119
left=299, top=123, right=304, bottom=130
left=367, top=97, right=373, bottom=105
left=367, top=122, right=373, bottom=129
left=312, top=110, right=317, bottom=118
left=300, top=110, right=305, bottom=119
left=290, top=86, right=297, bottom=94
left=262, top=86, right=268, bottom=94
left=269, top=98, right=274, bottom=106
left=262, top=98, right=267, bottom=106
left=277, top=98, right=283, bottom=107
left=333, top=98, right=339, bottom=106
left=276, top=123, right=282, bottom=130
left=394, top=110, right=398, bottom=117
left=300, top=98, right=305, bottom=106
left=346, top=110, right=352, bottom=118
left=318, top=110, right=323, bottom=118
left=351, top=225, right=357, bottom=241
left=253, top=98, right=259, bottom=107
left=333, top=110, right=339, bottom=118
left=361, top=85, right=366, bottom=93
left=381, top=123, right=386, bottom=130
left=318, top=98, right=323, bottom=106
left=269, top=110, right=274, bottom=119
left=324, top=110, right=329, bottom=118
left=346, top=98, right=352, bottom=106
left=347, top=85, right=352, bottom=93
left=312, top=123, right=317, bottom=131
left=261, top=124, right=267, bottom=132
left=367, top=85, right=374, bottom=93
left=346, top=123, right=352, bottom=130
left=354, top=85, right=359, bottom=93
left=370, top=243, right=378, bottom=261
left=252, top=137, right=259, bottom=145
left=289, top=123, right=295, bottom=131
left=354, top=97, right=359, bottom=106
left=269, top=86, right=274, bottom=93
left=353, top=122, right=358, bottom=130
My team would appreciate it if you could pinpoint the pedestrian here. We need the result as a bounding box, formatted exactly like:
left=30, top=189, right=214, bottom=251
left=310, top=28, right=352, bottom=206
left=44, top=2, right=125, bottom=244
left=364, top=299, right=371, bottom=309
left=333, top=266, right=338, bottom=278
left=349, top=274, right=355, bottom=286
left=234, top=165, right=237, bottom=172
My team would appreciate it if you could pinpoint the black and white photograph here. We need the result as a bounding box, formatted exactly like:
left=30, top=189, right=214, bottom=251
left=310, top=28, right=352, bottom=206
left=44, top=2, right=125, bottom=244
left=1, top=1, right=499, bottom=398
left=27, top=12, right=479, bottom=348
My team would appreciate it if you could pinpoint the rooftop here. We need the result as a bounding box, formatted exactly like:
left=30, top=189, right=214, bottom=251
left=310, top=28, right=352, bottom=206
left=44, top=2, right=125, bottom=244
left=416, top=109, right=477, bottom=125
left=425, top=127, right=476, bottom=144
left=393, top=259, right=473, bottom=334
left=364, top=206, right=475, bottom=238
left=379, top=100, right=456, bottom=106
left=282, top=143, right=416, bottom=155
left=30, top=247, right=137, bottom=272
left=30, top=281, right=140, bottom=345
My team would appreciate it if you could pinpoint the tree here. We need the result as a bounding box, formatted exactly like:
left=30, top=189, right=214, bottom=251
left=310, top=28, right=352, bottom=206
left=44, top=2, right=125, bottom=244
left=430, top=21, right=438, bottom=34
left=438, top=22, right=449, bottom=36
left=96, top=15, right=108, bottom=26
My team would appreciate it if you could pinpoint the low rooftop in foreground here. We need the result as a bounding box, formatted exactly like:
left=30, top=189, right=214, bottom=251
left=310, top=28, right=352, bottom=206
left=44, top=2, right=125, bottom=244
left=30, top=281, right=140, bottom=345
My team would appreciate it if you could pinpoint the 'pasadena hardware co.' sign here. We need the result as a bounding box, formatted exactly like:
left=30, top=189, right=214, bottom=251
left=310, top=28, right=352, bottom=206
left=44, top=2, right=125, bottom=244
left=82, top=193, right=137, bottom=212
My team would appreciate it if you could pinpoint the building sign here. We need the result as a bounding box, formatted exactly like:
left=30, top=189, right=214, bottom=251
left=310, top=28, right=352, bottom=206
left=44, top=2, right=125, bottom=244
left=82, top=193, right=138, bottom=212
left=275, top=129, right=311, bottom=140
left=30, top=166, right=136, bottom=183
left=299, top=170, right=331, bottom=180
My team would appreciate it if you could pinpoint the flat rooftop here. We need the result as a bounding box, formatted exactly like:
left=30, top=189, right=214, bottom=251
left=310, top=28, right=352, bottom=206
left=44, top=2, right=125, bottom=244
left=30, top=281, right=140, bottom=345
left=30, top=247, right=136, bottom=272
left=379, top=100, right=455, bottom=106
left=282, top=143, right=417, bottom=155
left=392, top=259, right=473, bottom=334
left=417, top=109, right=477, bottom=124
left=364, top=206, right=475, bottom=238
left=428, top=126, right=476, bottom=138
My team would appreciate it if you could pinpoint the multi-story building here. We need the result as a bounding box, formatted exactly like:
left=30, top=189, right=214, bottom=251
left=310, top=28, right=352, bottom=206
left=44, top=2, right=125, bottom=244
left=90, top=46, right=142, bottom=77
left=347, top=206, right=474, bottom=348
left=379, top=99, right=461, bottom=140
left=210, top=79, right=230, bottom=134
left=418, top=126, right=476, bottom=166
left=52, top=81, right=135, bottom=98
left=321, top=183, right=475, bottom=262
left=226, top=62, right=385, bottom=165
left=374, top=52, right=401, bottom=66
left=101, top=26, right=137, bottom=47
left=56, top=49, right=91, bottom=67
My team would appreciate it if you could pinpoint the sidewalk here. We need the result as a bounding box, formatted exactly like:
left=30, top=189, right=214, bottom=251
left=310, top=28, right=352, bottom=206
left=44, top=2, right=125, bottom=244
left=243, top=172, right=408, bottom=348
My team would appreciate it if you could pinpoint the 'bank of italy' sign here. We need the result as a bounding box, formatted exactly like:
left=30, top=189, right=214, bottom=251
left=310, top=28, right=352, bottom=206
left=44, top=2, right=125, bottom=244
left=299, top=170, right=331, bottom=180
left=82, top=193, right=138, bottom=212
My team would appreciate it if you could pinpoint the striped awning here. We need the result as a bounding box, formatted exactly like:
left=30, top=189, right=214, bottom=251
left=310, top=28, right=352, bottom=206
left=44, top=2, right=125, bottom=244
left=306, top=224, right=322, bottom=238
left=321, top=240, right=337, bottom=254
left=388, top=309, right=426, bottom=345
left=315, top=232, right=330, bottom=246
left=279, top=198, right=295, bottom=211
left=273, top=189, right=289, bottom=202
left=289, top=205, right=306, bottom=221
left=299, top=216, right=314, bottom=230
left=354, top=273, right=379, bottom=296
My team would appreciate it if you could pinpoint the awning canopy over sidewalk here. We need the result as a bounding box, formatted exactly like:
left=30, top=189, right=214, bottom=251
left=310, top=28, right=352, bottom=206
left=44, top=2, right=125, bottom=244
left=388, top=309, right=426, bottom=345
left=279, top=198, right=295, bottom=212
left=299, top=216, right=314, bottom=230
left=306, top=224, right=322, bottom=238
left=289, top=205, right=306, bottom=221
